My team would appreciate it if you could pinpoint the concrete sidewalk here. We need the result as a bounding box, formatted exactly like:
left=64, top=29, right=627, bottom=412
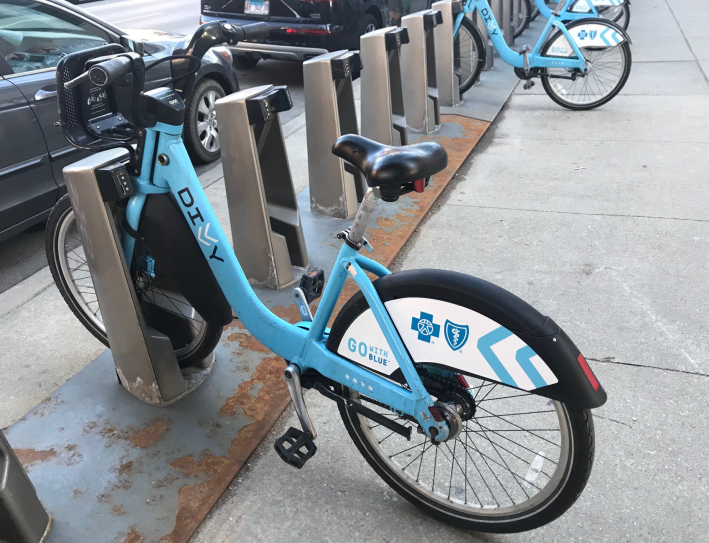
left=193, top=1, right=709, bottom=541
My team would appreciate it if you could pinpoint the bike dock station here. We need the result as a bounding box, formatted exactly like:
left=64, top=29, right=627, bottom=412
left=63, top=150, right=216, bottom=405
left=0, top=6, right=555, bottom=539
left=401, top=9, right=443, bottom=133
left=216, top=85, right=309, bottom=289
left=360, top=27, right=409, bottom=146
left=304, top=51, right=365, bottom=218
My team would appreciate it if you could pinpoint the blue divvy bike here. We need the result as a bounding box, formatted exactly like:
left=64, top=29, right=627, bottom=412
left=49, top=22, right=607, bottom=533
left=454, top=0, right=632, bottom=109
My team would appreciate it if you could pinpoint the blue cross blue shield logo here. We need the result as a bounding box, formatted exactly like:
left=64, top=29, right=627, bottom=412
left=590, top=30, right=597, bottom=39
left=411, top=312, right=440, bottom=343
left=444, top=320, right=469, bottom=351
left=578, top=30, right=588, bottom=40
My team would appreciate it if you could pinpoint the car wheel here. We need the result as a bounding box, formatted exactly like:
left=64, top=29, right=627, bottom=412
left=235, top=55, right=259, bottom=69
left=361, top=13, right=379, bottom=36
left=184, top=79, right=225, bottom=164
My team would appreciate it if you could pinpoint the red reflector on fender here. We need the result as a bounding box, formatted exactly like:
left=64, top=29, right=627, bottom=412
left=456, top=374, right=470, bottom=389
left=577, top=354, right=599, bottom=391
left=413, top=179, right=426, bottom=193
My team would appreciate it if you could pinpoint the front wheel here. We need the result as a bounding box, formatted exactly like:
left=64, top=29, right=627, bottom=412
left=337, top=379, right=595, bottom=532
left=598, top=3, right=630, bottom=31
left=454, top=16, right=486, bottom=95
left=512, top=0, right=532, bottom=39
left=541, top=19, right=632, bottom=110
left=46, top=195, right=223, bottom=369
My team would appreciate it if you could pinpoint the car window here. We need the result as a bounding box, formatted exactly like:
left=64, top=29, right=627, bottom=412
left=0, top=0, right=111, bottom=75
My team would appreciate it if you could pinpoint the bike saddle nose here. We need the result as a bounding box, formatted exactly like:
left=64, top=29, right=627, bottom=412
left=332, top=134, right=448, bottom=189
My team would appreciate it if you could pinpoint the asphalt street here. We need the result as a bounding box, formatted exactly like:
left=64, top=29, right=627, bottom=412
left=0, top=0, right=306, bottom=294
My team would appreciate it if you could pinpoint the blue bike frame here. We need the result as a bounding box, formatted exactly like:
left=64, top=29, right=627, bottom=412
left=453, top=0, right=588, bottom=71
left=119, top=122, right=451, bottom=441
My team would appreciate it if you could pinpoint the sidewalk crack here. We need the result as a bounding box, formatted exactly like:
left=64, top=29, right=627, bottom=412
left=587, top=357, right=708, bottom=379
left=663, top=0, right=709, bottom=84
left=446, top=203, right=709, bottom=224
left=593, top=414, right=633, bottom=429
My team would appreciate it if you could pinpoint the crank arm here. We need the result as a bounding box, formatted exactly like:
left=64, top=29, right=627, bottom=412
left=314, top=381, right=412, bottom=440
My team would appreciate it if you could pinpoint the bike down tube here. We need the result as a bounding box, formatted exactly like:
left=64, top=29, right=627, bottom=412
left=150, top=123, right=307, bottom=362
left=151, top=124, right=447, bottom=438
left=471, top=0, right=587, bottom=70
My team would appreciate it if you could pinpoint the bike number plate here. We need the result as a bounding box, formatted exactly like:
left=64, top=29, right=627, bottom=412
left=245, top=0, right=269, bottom=15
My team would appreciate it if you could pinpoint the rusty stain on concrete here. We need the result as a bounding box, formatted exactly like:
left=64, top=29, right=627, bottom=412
left=14, top=448, right=57, bottom=467
left=113, top=505, right=127, bottom=516
left=124, top=528, right=144, bottom=543
left=226, top=332, right=271, bottom=354
left=161, top=356, right=291, bottom=543
left=118, top=461, right=134, bottom=475
left=124, top=419, right=168, bottom=449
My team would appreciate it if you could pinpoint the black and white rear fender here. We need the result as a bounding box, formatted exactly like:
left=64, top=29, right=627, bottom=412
left=326, top=270, right=607, bottom=409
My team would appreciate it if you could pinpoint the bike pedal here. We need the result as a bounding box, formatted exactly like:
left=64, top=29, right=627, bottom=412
left=274, top=427, right=317, bottom=469
left=523, top=80, right=536, bottom=90
left=299, top=269, right=325, bottom=304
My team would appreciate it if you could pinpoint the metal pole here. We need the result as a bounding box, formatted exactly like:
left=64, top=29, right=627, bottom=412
left=304, top=51, right=366, bottom=218
left=401, top=10, right=442, bottom=133
left=0, top=431, right=51, bottom=543
left=360, top=27, right=409, bottom=146
left=432, top=0, right=463, bottom=107
left=217, top=85, right=309, bottom=290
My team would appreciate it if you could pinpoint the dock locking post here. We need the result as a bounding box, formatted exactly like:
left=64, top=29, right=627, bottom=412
left=63, top=149, right=216, bottom=406
left=304, top=51, right=365, bottom=219
left=401, top=10, right=443, bottom=134
left=216, top=85, right=309, bottom=290
left=360, top=27, right=410, bottom=146
left=432, top=0, right=464, bottom=107
left=0, top=431, right=51, bottom=543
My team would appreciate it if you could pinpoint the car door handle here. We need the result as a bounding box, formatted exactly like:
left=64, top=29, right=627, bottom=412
left=34, top=88, right=58, bottom=101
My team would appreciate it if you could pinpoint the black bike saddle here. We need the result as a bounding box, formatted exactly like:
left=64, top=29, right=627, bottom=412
left=332, top=134, right=448, bottom=189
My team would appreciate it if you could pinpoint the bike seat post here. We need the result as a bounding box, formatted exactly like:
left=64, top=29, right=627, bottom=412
left=348, top=188, right=380, bottom=246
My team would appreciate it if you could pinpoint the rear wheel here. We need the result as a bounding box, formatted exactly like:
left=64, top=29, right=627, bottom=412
left=46, top=195, right=223, bottom=368
left=454, top=16, right=486, bottom=95
left=337, top=372, right=595, bottom=532
left=541, top=19, right=632, bottom=110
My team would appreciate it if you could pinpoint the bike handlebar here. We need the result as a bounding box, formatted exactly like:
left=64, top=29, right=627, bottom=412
left=221, top=22, right=270, bottom=44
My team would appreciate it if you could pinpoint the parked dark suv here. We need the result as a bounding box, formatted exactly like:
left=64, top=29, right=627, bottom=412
left=0, top=0, right=239, bottom=243
left=200, top=0, right=429, bottom=65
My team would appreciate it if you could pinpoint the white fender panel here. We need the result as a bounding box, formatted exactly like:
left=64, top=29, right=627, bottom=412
left=545, top=23, right=626, bottom=57
left=336, top=297, right=558, bottom=391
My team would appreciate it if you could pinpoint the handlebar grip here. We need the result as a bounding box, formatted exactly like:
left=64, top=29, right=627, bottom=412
left=221, top=22, right=270, bottom=44
left=88, top=55, right=133, bottom=88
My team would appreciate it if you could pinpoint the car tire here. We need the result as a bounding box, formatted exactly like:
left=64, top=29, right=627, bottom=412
left=235, top=55, right=259, bottom=69
left=360, top=13, right=379, bottom=37
left=184, top=79, right=225, bottom=165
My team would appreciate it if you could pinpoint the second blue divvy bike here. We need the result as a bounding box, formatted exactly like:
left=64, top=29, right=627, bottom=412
left=454, top=0, right=632, bottom=109
left=49, top=22, right=607, bottom=533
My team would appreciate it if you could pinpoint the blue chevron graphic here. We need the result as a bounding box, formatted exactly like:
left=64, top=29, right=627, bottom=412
left=515, top=346, right=547, bottom=388
left=600, top=27, right=611, bottom=46
left=477, top=327, right=517, bottom=387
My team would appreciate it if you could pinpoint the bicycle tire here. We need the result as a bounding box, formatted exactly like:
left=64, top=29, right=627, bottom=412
left=541, top=19, right=632, bottom=110
left=455, top=15, right=486, bottom=95
left=46, top=194, right=223, bottom=368
left=328, top=273, right=596, bottom=532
